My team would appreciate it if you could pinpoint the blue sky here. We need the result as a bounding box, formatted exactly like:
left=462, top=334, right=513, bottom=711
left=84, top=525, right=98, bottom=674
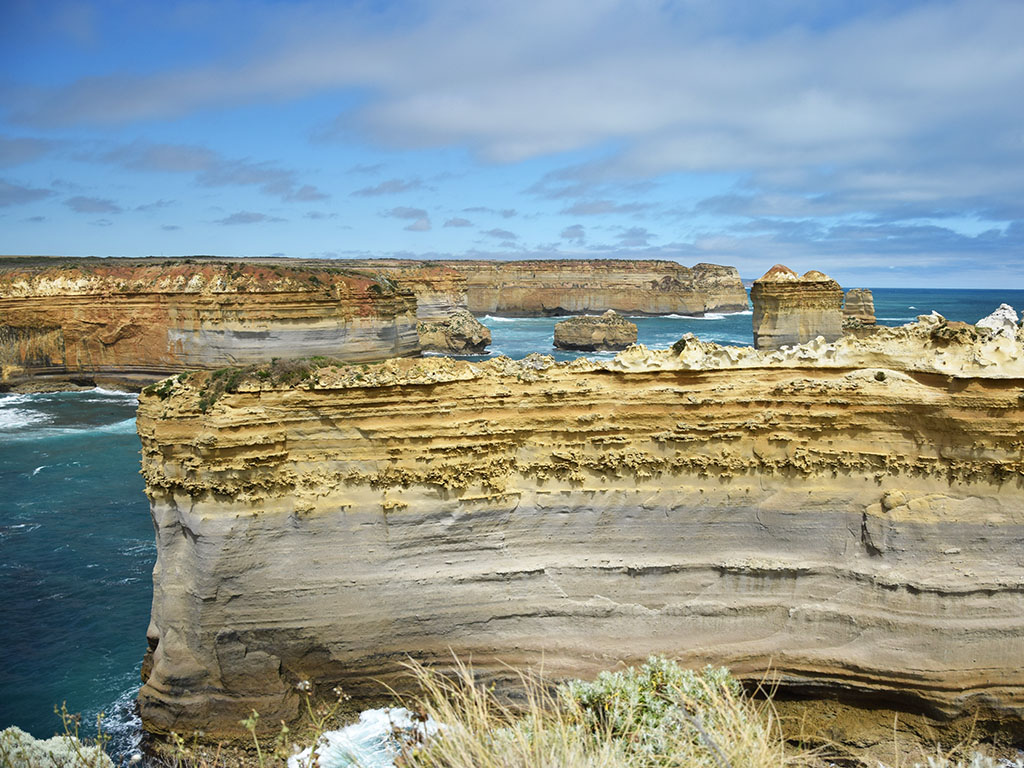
left=1, top=0, right=1023, bottom=287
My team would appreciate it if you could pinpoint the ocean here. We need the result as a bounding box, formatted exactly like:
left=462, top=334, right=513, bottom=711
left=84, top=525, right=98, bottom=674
left=2, top=287, right=1022, bottom=759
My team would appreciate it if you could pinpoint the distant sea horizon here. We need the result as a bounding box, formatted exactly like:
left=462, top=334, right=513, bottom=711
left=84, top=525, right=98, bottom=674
left=2, top=286, right=1023, bottom=761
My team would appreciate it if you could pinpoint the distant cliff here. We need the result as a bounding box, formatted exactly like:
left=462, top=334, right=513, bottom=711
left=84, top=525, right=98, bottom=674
left=0, top=260, right=418, bottom=387
left=440, top=259, right=747, bottom=316
left=137, top=313, right=1024, bottom=738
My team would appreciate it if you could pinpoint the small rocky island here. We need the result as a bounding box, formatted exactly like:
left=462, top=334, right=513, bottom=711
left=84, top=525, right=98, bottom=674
left=553, top=310, right=638, bottom=351
left=417, top=308, right=492, bottom=354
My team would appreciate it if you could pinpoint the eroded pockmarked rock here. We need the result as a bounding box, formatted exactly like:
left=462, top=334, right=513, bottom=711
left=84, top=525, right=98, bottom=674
left=976, top=303, right=1019, bottom=339
left=553, top=310, right=638, bottom=351
left=751, top=264, right=843, bottom=349
left=136, top=316, right=1024, bottom=738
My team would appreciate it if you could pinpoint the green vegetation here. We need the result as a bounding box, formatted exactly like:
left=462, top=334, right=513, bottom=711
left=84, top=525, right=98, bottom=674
left=5, top=660, right=1020, bottom=767
left=192, top=357, right=346, bottom=413
left=403, top=656, right=803, bottom=768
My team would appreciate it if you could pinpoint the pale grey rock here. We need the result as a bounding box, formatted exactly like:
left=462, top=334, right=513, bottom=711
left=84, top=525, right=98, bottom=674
left=976, top=304, right=1019, bottom=338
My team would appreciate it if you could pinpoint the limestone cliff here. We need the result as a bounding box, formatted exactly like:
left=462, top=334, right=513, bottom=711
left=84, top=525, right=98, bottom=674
left=553, top=310, right=637, bottom=351
left=0, top=261, right=418, bottom=386
left=355, top=263, right=468, bottom=321
left=751, top=264, right=844, bottom=349
left=443, top=259, right=747, bottom=316
left=137, top=314, right=1024, bottom=738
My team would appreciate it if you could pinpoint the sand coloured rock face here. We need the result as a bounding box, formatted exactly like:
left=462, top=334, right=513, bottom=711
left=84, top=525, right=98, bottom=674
left=0, top=262, right=419, bottom=387
left=417, top=308, right=492, bottom=354
left=136, top=315, right=1024, bottom=738
left=553, top=310, right=638, bottom=351
left=445, top=259, right=747, bottom=316
left=842, top=288, right=876, bottom=326
left=751, top=264, right=843, bottom=349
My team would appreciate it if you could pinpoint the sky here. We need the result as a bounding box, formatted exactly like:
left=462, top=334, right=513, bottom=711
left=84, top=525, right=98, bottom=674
left=1, top=0, right=1023, bottom=288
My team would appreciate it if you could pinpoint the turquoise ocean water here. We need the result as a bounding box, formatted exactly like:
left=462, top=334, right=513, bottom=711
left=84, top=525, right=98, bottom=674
left=2, top=287, right=1023, bottom=759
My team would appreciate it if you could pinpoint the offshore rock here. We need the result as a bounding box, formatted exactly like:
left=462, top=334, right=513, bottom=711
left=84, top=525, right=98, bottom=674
left=553, top=310, right=638, bottom=351
left=447, top=259, right=747, bottom=316
left=976, top=303, right=1019, bottom=339
left=137, top=315, right=1024, bottom=737
left=751, top=265, right=843, bottom=349
left=842, top=288, right=876, bottom=325
left=417, top=308, right=492, bottom=354
left=0, top=260, right=418, bottom=387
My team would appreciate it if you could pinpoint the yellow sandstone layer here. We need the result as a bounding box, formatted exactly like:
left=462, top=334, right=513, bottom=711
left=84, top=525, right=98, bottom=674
left=136, top=315, right=1024, bottom=738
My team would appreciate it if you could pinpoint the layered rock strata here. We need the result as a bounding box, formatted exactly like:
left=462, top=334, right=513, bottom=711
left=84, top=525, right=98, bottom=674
left=751, top=264, right=844, bottom=349
left=363, top=263, right=469, bottom=321
left=137, top=313, right=1024, bottom=738
left=417, top=308, right=492, bottom=354
left=0, top=262, right=418, bottom=386
left=842, top=288, right=876, bottom=326
left=445, top=260, right=747, bottom=316
left=553, top=310, right=638, bottom=351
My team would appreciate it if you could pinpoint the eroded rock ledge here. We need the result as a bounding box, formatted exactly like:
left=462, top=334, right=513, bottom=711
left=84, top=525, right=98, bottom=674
left=136, top=314, right=1024, bottom=738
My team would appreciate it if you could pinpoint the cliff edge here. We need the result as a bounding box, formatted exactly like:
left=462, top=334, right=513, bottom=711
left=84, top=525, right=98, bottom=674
left=136, top=313, right=1024, bottom=738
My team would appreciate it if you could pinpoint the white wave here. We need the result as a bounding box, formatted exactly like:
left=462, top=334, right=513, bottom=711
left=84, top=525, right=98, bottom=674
left=908, top=306, right=917, bottom=309
left=0, top=523, right=41, bottom=540
left=876, top=316, right=915, bottom=322
left=0, top=392, right=36, bottom=408
left=96, top=418, right=137, bottom=434
left=95, top=685, right=144, bottom=764
left=481, top=315, right=521, bottom=323
left=289, top=707, right=442, bottom=768
left=82, top=391, right=139, bottom=403
left=1, top=416, right=137, bottom=442
left=0, top=406, right=51, bottom=431
left=32, top=465, right=48, bottom=476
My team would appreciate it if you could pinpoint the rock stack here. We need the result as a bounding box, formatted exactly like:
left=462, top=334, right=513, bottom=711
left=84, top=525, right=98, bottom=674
left=417, top=308, right=492, bottom=354
left=750, top=265, right=843, bottom=349
left=843, top=288, right=876, bottom=326
left=553, top=310, right=638, bottom=351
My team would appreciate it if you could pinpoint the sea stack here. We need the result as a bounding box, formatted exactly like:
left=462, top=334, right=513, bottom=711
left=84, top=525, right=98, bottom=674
left=553, top=310, right=638, bottom=351
left=843, top=288, right=876, bottom=326
left=751, top=265, right=843, bottom=349
left=417, top=308, right=492, bottom=354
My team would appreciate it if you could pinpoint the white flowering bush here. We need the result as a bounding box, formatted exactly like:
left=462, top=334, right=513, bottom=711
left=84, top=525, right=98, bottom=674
left=0, top=726, right=114, bottom=768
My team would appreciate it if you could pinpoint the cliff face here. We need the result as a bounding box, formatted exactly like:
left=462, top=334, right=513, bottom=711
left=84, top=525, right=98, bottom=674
left=442, top=260, right=747, bottom=316
left=361, top=263, right=468, bottom=321
left=0, top=262, right=418, bottom=385
left=137, top=314, right=1024, bottom=738
left=751, top=264, right=844, bottom=349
